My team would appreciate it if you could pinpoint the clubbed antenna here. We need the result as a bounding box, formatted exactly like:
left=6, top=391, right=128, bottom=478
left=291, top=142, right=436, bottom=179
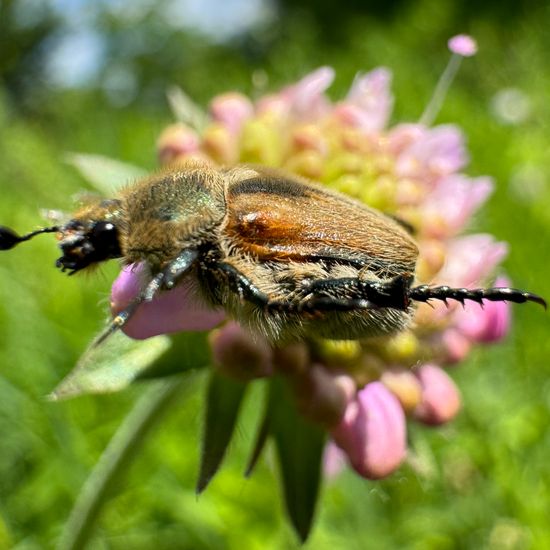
left=0, top=225, right=59, bottom=250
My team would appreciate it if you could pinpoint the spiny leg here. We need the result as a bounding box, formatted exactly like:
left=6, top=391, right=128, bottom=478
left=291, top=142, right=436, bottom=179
left=408, top=285, right=547, bottom=308
left=216, top=263, right=415, bottom=313
left=93, top=248, right=199, bottom=347
left=301, top=274, right=414, bottom=310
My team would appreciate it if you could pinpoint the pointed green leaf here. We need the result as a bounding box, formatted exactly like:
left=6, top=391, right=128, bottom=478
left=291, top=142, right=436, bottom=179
left=137, top=331, right=212, bottom=380
left=166, top=85, right=209, bottom=131
left=196, top=372, right=247, bottom=493
left=64, top=152, right=147, bottom=194
left=49, top=331, right=172, bottom=400
left=269, top=376, right=326, bottom=542
left=244, top=396, right=270, bottom=478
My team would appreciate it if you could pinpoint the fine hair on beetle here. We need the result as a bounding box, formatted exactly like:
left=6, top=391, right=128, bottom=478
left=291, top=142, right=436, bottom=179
left=0, top=161, right=545, bottom=345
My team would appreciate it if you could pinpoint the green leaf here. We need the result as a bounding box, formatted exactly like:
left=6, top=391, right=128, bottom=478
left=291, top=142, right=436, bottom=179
left=49, top=331, right=172, bottom=400
left=196, top=372, right=247, bottom=493
left=166, top=85, right=209, bottom=131
left=64, top=152, right=147, bottom=195
left=268, top=376, right=326, bottom=542
left=244, top=396, right=270, bottom=478
left=138, top=331, right=212, bottom=380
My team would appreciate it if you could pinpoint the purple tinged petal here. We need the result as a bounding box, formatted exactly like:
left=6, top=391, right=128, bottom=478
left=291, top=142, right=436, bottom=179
left=281, top=66, right=335, bottom=120
left=448, top=34, right=478, bottom=57
left=209, top=92, right=254, bottom=135
left=435, top=234, right=508, bottom=288
left=420, top=175, right=494, bottom=237
left=111, top=263, right=225, bottom=339
left=386, top=123, right=428, bottom=155
left=157, top=123, right=201, bottom=164
left=395, top=124, right=469, bottom=179
left=455, top=276, right=512, bottom=343
left=414, top=364, right=461, bottom=425
left=331, top=381, right=407, bottom=480
left=440, top=328, right=472, bottom=364
left=342, top=67, right=394, bottom=131
left=323, top=441, right=347, bottom=479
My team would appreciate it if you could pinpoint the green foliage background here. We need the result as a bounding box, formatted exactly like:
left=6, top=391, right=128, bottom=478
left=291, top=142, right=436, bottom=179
left=1, top=0, right=549, bottom=548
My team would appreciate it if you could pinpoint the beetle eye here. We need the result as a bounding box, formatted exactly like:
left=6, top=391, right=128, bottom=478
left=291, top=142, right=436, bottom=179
left=92, top=221, right=116, bottom=240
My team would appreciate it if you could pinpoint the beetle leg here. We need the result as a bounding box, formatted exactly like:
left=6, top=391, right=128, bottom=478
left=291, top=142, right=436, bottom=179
left=92, top=248, right=200, bottom=347
left=301, top=274, right=415, bottom=311
left=215, top=262, right=272, bottom=308
left=408, top=285, right=547, bottom=308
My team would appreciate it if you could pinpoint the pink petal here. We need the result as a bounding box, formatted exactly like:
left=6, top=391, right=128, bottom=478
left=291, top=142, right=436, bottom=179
left=111, top=263, right=225, bottom=339
left=331, top=382, right=407, bottom=480
left=440, top=328, right=472, bottom=364
left=455, top=276, right=511, bottom=343
left=435, top=234, right=508, bottom=288
left=395, top=124, right=469, bottom=180
left=281, top=66, right=335, bottom=120
left=448, top=35, right=478, bottom=57
left=323, top=442, right=347, bottom=479
left=339, top=67, right=393, bottom=131
left=209, top=92, right=254, bottom=135
left=157, top=123, right=201, bottom=164
left=292, top=366, right=355, bottom=428
left=420, top=175, right=494, bottom=238
left=414, top=364, right=461, bottom=425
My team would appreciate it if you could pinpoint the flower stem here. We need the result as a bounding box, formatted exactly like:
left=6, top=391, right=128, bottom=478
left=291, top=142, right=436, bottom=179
left=419, top=53, right=462, bottom=126
left=57, top=376, right=190, bottom=550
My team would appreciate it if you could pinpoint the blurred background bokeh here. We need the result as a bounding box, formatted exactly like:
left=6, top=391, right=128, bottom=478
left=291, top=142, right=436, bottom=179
left=1, top=0, right=550, bottom=548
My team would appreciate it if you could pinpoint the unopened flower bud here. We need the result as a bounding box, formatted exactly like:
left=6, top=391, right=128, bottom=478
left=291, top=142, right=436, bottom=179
left=292, top=365, right=355, bottom=428
left=440, top=328, right=472, bottom=364
left=272, top=342, right=310, bottom=375
left=157, top=123, right=201, bottom=165
left=414, top=363, right=461, bottom=425
left=203, top=123, right=238, bottom=164
left=455, top=277, right=511, bottom=343
left=240, top=120, right=283, bottom=165
left=331, top=381, right=407, bottom=479
left=209, top=322, right=273, bottom=381
left=209, top=92, right=254, bottom=135
left=284, top=151, right=325, bottom=179
left=448, top=34, right=478, bottom=57
left=381, top=368, right=422, bottom=413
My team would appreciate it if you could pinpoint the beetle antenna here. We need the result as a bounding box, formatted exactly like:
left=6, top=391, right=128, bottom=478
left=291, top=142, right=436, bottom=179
left=0, top=225, right=60, bottom=251
left=409, top=284, right=547, bottom=309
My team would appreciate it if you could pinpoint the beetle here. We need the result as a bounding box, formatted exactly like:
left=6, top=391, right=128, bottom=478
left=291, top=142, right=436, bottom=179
left=0, top=161, right=545, bottom=344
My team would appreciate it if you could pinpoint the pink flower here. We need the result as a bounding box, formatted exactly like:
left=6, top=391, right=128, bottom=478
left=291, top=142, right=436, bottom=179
left=455, top=276, right=512, bottom=343
left=331, top=382, right=407, bottom=479
left=448, top=35, right=478, bottom=57
left=157, top=123, right=201, bottom=164
left=420, top=175, right=493, bottom=238
left=209, top=92, right=254, bottom=135
left=333, top=68, right=393, bottom=132
left=110, top=263, right=225, bottom=339
left=436, top=234, right=508, bottom=288
left=440, top=328, right=472, bottom=364
left=280, top=66, right=335, bottom=120
left=209, top=321, right=273, bottom=380
left=395, top=124, right=469, bottom=180
left=323, top=442, right=347, bottom=479
left=414, top=364, right=461, bottom=425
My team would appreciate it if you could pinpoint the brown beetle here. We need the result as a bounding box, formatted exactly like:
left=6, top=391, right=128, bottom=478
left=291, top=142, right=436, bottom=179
left=0, top=161, right=545, bottom=343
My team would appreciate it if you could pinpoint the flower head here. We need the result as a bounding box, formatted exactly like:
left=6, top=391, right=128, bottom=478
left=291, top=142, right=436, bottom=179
left=112, top=47, right=519, bottom=484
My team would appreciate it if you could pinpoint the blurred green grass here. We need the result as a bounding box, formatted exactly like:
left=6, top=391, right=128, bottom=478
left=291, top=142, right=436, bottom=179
left=1, top=0, right=550, bottom=548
